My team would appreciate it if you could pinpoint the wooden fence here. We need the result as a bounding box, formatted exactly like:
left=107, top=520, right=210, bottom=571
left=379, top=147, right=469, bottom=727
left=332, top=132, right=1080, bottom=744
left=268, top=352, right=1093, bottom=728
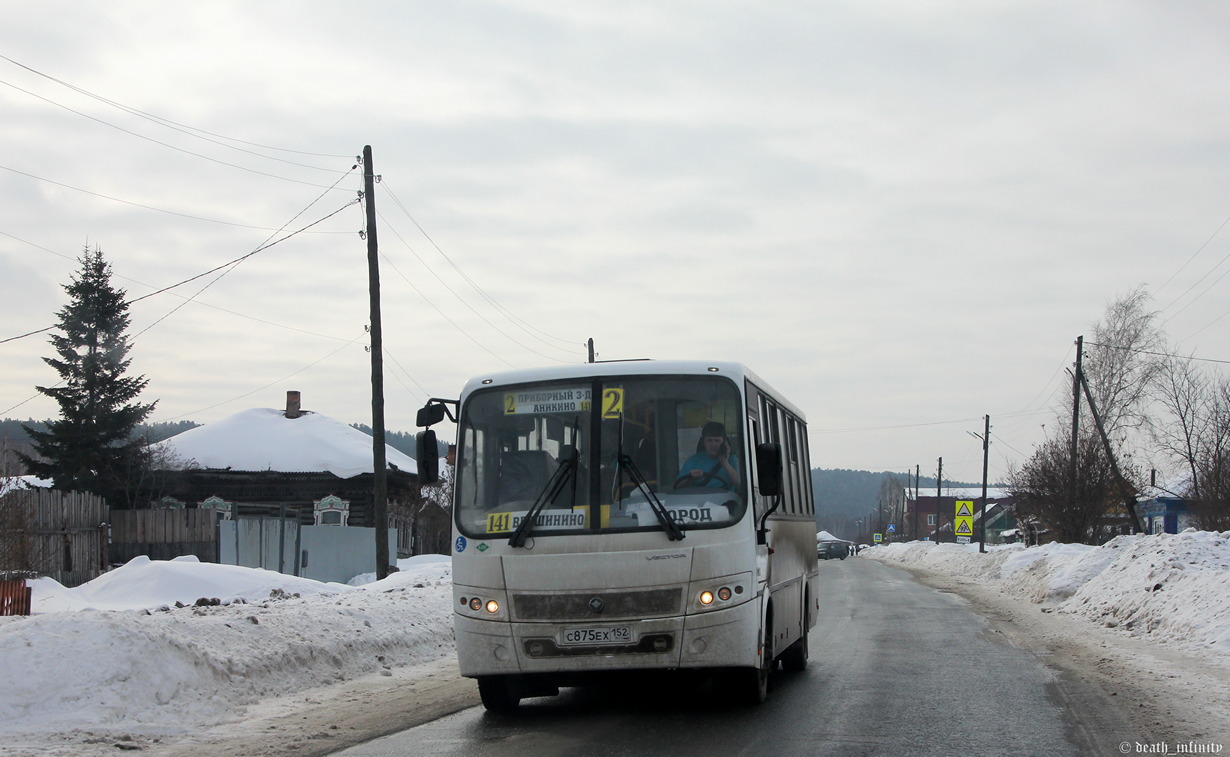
left=0, top=579, right=31, bottom=616
left=109, top=509, right=218, bottom=564
left=0, top=489, right=108, bottom=588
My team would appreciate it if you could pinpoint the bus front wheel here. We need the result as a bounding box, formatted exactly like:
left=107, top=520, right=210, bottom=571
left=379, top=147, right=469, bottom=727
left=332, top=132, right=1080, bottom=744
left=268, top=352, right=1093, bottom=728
left=739, top=623, right=773, bottom=705
left=781, top=600, right=810, bottom=672
left=477, top=675, right=521, bottom=713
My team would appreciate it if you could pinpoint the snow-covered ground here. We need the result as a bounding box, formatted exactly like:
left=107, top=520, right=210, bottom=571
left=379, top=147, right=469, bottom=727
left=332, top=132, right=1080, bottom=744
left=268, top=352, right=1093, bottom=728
left=0, top=555, right=453, bottom=756
left=862, top=529, right=1230, bottom=655
left=1, top=530, right=1227, bottom=755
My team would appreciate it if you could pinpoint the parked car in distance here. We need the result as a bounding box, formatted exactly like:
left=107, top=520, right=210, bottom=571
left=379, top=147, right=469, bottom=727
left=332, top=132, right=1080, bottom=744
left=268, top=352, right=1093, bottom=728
left=817, top=540, right=849, bottom=560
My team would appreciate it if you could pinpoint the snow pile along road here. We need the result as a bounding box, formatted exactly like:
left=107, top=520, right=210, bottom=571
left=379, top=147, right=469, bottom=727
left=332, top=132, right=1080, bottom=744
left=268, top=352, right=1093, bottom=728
left=864, top=530, right=1230, bottom=655
left=0, top=556, right=454, bottom=748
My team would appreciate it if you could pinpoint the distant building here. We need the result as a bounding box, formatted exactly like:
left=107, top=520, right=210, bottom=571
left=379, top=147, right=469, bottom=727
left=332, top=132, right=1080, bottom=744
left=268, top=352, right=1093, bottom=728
left=903, top=487, right=1018, bottom=544
left=1136, top=488, right=1194, bottom=535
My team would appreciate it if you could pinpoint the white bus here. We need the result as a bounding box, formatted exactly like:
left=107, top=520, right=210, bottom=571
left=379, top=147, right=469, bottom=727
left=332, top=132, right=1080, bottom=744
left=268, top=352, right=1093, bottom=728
left=415, top=360, right=818, bottom=711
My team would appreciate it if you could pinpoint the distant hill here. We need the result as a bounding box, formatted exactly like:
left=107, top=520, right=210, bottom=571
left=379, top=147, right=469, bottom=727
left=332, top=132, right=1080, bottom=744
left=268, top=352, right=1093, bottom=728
left=1, top=418, right=199, bottom=445
left=811, top=468, right=984, bottom=520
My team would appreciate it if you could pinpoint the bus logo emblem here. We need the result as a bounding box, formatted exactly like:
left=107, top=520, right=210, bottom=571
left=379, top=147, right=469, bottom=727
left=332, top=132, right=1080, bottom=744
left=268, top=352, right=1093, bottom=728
left=588, top=597, right=605, bottom=614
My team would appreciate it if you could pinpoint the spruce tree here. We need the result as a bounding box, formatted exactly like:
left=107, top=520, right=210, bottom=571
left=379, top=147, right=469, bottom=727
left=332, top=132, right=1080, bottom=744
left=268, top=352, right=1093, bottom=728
left=20, top=246, right=156, bottom=506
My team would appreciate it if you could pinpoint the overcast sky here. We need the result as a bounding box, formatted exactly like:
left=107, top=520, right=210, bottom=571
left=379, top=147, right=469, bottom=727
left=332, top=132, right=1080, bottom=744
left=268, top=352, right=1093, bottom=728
left=4, top=1, right=1230, bottom=488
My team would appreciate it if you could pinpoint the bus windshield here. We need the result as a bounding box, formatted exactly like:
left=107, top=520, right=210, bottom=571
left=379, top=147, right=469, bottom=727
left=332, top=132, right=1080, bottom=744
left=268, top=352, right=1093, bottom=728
left=455, top=374, right=746, bottom=540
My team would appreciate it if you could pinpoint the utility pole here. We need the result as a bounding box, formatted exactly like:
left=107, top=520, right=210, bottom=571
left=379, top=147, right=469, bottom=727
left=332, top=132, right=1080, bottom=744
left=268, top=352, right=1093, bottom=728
left=979, top=414, right=990, bottom=553
left=935, top=457, right=943, bottom=541
left=1069, top=335, right=1084, bottom=516
left=900, top=477, right=910, bottom=541
left=913, top=464, right=920, bottom=540
left=1078, top=374, right=1145, bottom=533
left=363, top=145, right=390, bottom=580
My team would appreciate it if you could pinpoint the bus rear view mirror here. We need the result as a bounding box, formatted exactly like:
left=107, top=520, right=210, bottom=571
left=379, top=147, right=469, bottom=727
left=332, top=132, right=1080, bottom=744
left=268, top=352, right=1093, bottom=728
left=417, top=403, right=448, bottom=428
left=756, top=443, right=783, bottom=497
left=417, top=429, right=440, bottom=484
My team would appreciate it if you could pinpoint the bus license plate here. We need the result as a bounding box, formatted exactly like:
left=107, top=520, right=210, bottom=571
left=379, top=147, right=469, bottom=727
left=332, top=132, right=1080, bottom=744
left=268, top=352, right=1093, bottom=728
left=560, top=626, right=632, bottom=646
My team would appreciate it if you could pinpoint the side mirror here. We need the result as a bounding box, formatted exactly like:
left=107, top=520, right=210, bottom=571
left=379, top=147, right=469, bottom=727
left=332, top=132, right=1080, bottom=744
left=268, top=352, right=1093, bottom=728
left=416, top=429, right=439, bottom=484
left=755, top=442, right=783, bottom=497
left=417, top=403, right=448, bottom=428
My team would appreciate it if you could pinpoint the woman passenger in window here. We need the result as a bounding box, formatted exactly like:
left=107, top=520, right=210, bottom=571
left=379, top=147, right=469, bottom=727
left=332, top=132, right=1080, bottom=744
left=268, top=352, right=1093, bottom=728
left=674, top=421, right=738, bottom=490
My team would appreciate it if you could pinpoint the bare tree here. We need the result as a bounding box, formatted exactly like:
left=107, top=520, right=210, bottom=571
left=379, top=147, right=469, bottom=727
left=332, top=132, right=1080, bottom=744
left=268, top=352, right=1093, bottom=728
left=1148, top=352, right=1230, bottom=529
left=1080, top=286, right=1165, bottom=438
left=1190, top=377, right=1230, bottom=529
left=1009, top=431, right=1137, bottom=543
left=1010, top=288, right=1161, bottom=543
left=1150, top=354, right=1210, bottom=499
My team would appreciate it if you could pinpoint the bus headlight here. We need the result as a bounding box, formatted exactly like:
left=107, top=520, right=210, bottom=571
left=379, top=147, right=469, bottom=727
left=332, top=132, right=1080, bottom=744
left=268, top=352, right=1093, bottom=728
left=485, top=599, right=500, bottom=614
left=469, top=597, right=482, bottom=611
left=693, top=582, right=742, bottom=612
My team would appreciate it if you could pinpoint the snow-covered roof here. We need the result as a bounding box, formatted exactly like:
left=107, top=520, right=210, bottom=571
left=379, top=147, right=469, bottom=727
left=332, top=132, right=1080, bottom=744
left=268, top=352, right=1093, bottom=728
left=905, top=486, right=1014, bottom=500
left=0, top=475, right=52, bottom=496
left=156, top=408, right=417, bottom=479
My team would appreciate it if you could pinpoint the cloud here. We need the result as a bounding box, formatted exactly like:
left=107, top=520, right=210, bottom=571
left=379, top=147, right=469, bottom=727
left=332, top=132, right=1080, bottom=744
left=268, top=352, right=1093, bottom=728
left=3, top=1, right=1230, bottom=483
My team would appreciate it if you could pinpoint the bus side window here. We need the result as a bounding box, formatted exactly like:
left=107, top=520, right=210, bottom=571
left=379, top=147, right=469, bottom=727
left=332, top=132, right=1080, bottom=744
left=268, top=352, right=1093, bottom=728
left=792, top=418, right=801, bottom=519
left=800, top=430, right=814, bottom=515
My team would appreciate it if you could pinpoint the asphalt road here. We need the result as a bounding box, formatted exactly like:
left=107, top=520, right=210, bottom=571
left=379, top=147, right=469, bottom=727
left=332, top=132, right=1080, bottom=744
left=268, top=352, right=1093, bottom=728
left=331, top=558, right=1093, bottom=757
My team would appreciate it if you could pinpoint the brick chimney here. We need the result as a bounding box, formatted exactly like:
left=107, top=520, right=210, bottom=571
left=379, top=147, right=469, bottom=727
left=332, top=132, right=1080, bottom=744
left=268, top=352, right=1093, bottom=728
left=285, top=390, right=302, bottom=419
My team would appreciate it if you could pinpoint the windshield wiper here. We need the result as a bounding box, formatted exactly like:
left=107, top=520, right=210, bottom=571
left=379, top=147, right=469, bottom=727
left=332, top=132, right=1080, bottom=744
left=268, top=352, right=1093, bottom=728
left=618, top=454, right=685, bottom=541
left=508, top=450, right=577, bottom=548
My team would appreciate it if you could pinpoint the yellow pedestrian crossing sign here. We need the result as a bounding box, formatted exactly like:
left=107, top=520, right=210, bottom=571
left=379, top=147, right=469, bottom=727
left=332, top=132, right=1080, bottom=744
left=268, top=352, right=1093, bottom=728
left=954, top=517, right=974, bottom=536
left=955, top=500, right=975, bottom=518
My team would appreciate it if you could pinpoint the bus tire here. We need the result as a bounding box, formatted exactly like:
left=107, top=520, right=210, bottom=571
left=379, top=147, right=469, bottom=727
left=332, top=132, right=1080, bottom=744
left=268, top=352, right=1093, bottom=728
left=740, top=617, right=773, bottom=704
left=477, top=675, right=521, bottom=713
left=781, top=632, right=808, bottom=671
left=780, top=601, right=809, bottom=672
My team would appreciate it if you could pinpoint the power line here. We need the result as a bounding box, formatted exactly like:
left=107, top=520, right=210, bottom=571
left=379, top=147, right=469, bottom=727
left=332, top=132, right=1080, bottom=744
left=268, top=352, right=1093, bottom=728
left=0, top=53, right=351, bottom=159
left=375, top=247, right=516, bottom=369
left=159, top=332, right=367, bottom=422
left=0, top=230, right=355, bottom=343
left=0, top=78, right=352, bottom=189
left=0, top=162, right=350, bottom=232
left=380, top=181, right=580, bottom=351
left=1084, top=340, right=1230, bottom=366
left=376, top=210, right=577, bottom=363
left=0, top=199, right=359, bottom=346
left=131, top=169, right=361, bottom=340
left=1156, top=211, right=1230, bottom=301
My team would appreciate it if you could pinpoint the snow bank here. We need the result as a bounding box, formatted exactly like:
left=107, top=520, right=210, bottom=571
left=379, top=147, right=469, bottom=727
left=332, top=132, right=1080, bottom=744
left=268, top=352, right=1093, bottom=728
left=865, top=530, right=1230, bottom=654
left=0, top=556, right=454, bottom=741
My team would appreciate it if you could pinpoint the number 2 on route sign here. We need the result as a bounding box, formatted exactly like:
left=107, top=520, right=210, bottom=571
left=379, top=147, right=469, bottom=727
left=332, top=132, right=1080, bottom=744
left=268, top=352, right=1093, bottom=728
left=602, top=387, right=624, bottom=419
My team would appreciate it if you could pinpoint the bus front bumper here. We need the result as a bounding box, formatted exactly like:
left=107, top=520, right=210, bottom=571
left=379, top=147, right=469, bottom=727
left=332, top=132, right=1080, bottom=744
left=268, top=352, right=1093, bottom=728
left=454, top=598, right=761, bottom=678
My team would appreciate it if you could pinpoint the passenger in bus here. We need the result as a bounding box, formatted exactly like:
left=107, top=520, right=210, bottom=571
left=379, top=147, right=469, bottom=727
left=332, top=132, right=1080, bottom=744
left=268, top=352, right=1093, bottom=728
left=673, top=421, right=738, bottom=490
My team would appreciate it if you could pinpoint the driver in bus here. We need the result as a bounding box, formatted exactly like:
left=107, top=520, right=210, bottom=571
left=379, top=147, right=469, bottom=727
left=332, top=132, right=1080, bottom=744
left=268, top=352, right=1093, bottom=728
left=673, top=421, right=739, bottom=490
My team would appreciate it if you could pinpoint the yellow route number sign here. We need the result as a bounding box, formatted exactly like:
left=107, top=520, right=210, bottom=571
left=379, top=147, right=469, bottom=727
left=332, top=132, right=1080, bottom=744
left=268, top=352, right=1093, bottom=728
left=601, top=387, right=624, bottom=419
